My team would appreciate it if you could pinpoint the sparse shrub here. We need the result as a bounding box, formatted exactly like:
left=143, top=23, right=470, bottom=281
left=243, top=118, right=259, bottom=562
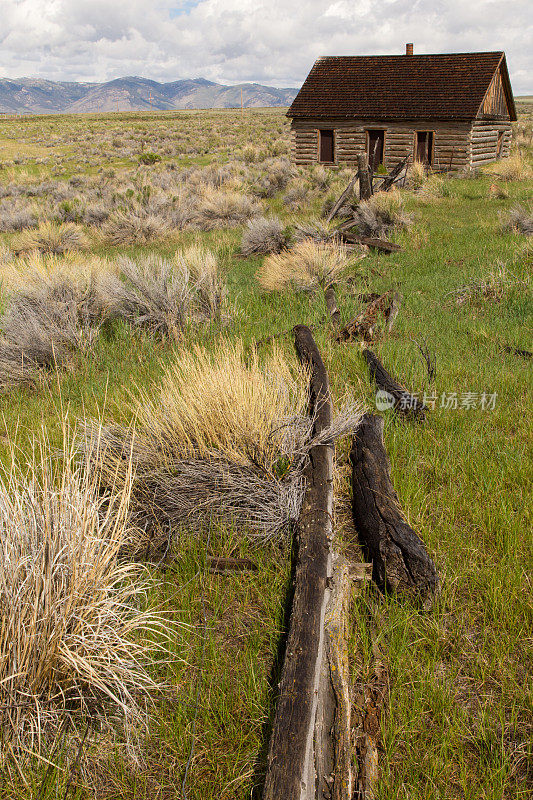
left=138, top=152, right=161, bottom=165
left=0, top=261, right=104, bottom=390
left=98, top=249, right=227, bottom=338
left=13, top=221, right=89, bottom=254
left=258, top=239, right=355, bottom=292
left=501, top=205, right=533, bottom=235
left=283, top=179, right=309, bottom=210
left=0, top=203, right=38, bottom=232
left=240, top=216, right=288, bottom=256
left=81, top=342, right=364, bottom=543
left=103, top=208, right=170, bottom=245
left=350, top=190, right=412, bottom=237
left=0, top=436, right=164, bottom=753
left=176, top=245, right=228, bottom=319
left=97, top=255, right=192, bottom=339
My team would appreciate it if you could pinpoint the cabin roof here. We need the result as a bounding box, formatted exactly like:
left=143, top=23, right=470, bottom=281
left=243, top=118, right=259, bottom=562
left=287, top=52, right=517, bottom=121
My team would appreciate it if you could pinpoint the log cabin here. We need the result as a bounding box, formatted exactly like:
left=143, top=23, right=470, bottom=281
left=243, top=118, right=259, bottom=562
left=287, top=46, right=516, bottom=171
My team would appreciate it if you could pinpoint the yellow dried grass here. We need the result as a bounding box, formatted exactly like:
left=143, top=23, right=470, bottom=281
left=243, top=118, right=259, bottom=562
left=258, top=239, right=352, bottom=292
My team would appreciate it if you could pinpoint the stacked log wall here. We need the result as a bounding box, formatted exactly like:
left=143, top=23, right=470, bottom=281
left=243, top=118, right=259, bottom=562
left=291, top=118, right=473, bottom=170
left=470, top=119, right=512, bottom=165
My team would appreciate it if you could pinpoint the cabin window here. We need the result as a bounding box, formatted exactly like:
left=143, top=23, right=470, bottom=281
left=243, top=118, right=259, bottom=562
left=496, top=131, right=505, bottom=158
left=367, top=130, right=386, bottom=171
left=415, top=131, right=434, bottom=165
left=319, top=129, right=334, bottom=163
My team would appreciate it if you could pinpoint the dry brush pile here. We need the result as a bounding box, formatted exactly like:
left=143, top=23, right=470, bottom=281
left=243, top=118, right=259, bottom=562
left=80, top=341, right=364, bottom=549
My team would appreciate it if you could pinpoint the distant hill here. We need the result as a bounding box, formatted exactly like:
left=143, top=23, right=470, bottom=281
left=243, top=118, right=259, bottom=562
left=0, top=76, right=298, bottom=114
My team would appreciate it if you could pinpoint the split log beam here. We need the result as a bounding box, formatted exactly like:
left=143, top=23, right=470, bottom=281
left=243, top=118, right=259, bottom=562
left=362, top=348, right=426, bottom=421
left=350, top=414, right=439, bottom=605
left=263, top=325, right=335, bottom=800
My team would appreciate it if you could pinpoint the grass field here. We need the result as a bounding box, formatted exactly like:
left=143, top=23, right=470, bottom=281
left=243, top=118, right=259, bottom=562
left=0, top=108, right=531, bottom=800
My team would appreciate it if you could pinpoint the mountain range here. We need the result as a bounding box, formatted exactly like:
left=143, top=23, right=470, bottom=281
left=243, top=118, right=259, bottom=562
left=0, top=76, right=298, bottom=114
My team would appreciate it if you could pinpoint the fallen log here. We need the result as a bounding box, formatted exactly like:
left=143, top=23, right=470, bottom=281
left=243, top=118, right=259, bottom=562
left=326, top=174, right=358, bottom=223
left=377, top=154, right=410, bottom=193
left=350, top=414, right=439, bottom=605
left=362, top=349, right=426, bottom=421
left=263, top=325, right=364, bottom=800
left=340, top=232, right=402, bottom=254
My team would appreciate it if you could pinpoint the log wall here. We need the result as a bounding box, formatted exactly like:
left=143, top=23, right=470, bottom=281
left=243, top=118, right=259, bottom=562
left=470, top=119, right=512, bottom=165
left=291, top=116, right=512, bottom=171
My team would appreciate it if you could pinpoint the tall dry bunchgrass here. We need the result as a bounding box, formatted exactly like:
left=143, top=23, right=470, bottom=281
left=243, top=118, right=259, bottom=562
left=81, top=341, right=365, bottom=542
left=0, top=432, right=166, bottom=757
left=176, top=245, right=227, bottom=319
left=406, top=160, right=427, bottom=190
left=13, top=221, right=89, bottom=254
left=258, top=239, right=354, bottom=293
left=488, top=153, right=533, bottom=181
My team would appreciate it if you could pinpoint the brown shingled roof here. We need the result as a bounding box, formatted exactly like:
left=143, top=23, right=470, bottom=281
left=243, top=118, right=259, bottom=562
left=287, top=52, right=516, bottom=121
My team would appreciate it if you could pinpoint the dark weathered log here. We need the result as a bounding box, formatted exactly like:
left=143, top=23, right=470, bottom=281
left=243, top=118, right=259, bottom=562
left=326, top=174, right=358, bottom=223
left=340, top=231, right=402, bottom=253
left=263, top=325, right=334, bottom=800
left=362, top=349, right=426, bottom=421
left=358, top=154, right=372, bottom=200
left=350, top=414, right=439, bottom=605
left=325, top=285, right=341, bottom=330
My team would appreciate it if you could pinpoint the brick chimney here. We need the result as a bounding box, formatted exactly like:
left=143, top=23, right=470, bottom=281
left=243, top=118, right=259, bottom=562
left=406, top=43, right=414, bottom=55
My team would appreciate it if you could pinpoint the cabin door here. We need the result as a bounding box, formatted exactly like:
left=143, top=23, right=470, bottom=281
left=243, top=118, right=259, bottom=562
left=367, top=130, right=385, bottom=170
left=319, top=129, right=334, bottom=163
left=415, top=131, right=434, bottom=165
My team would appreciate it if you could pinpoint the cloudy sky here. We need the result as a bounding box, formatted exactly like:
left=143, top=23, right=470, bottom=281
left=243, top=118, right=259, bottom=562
left=0, top=0, right=531, bottom=93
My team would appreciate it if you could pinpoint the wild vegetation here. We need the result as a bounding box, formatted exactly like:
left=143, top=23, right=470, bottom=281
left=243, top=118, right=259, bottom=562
left=0, top=104, right=531, bottom=799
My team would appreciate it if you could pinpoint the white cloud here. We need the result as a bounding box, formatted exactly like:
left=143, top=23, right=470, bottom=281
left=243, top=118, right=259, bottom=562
left=0, top=0, right=530, bottom=92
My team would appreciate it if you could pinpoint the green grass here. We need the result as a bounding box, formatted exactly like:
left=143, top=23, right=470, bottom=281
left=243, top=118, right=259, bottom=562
left=0, top=109, right=531, bottom=799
